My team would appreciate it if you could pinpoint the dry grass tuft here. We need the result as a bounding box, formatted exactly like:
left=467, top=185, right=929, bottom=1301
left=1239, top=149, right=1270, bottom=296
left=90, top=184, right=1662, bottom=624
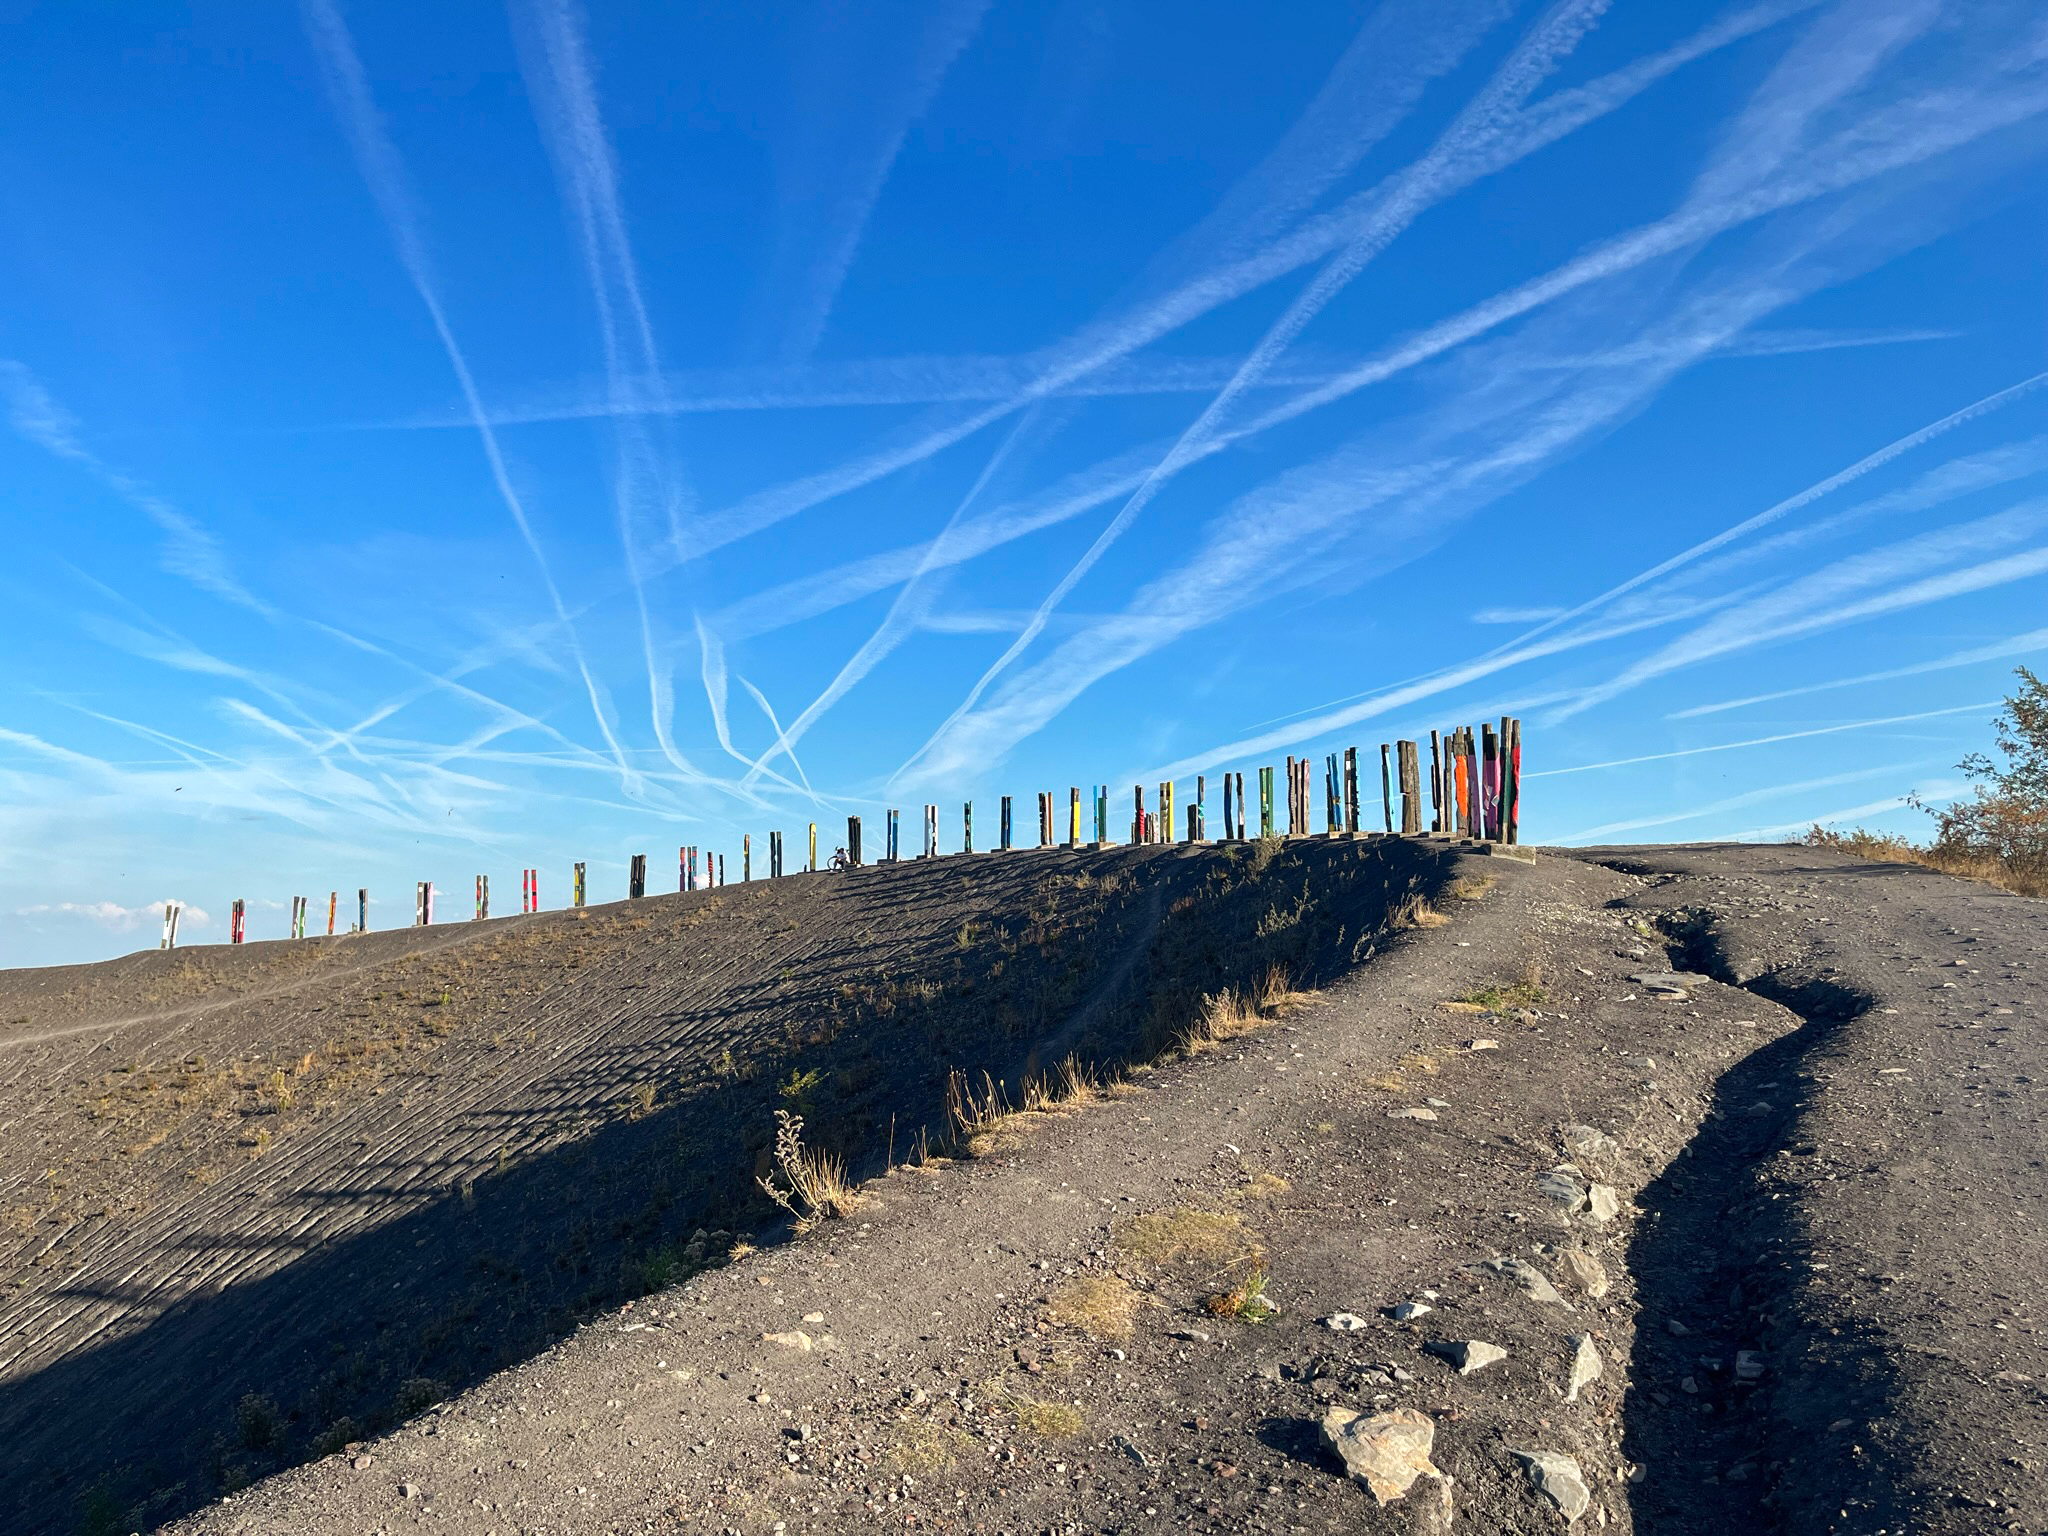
left=887, top=1420, right=974, bottom=1472
left=1045, top=1274, right=1145, bottom=1340
left=1806, top=825, right=2048, bottom=897
left=757, top=1110, right=862, bottom=1232
left=1235, top=1168, right=1291, bottom=1201
left=1116, top=1207, right=1259, bottom=1268
left=1447, top=873, right=1497, bottom=901
left=1394, top=894, right=1451, bottom=929
left=1010, top=1397, right=1085, bottom=1439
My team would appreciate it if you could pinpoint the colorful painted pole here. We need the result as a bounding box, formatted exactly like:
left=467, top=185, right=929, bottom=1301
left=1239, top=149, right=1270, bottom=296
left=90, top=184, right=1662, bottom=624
left=160, top=902, right=181, bottom=950
left=1256, top=766, right=1273, bottom=838
left=474, top=876, right=488, bottom=920
left=629, top=854, right=647, bottom=899
left=574, top=862, right=587, bottom=905
left=809, top=822, right=819, bottom=872
left=886, top=810, right=899, bottom=862
left=414, top=882, right=432, bottom=926
left=963, top=801, right=974, bottom=854
left=849, top=815, right=864, bottom=866
left=923, top=804, right=937, bottom=859
left=1131, top=785, right=1145, bottom=844
left=358, top=887, right=368, bottom=932
left=1095, top=785, right=1108, bottom=844
left=231, top=898, right=246, bottom=944
left=1000, top=795, right=1013, bottom=851
left=1506, top=716, right=1523, bottom=844
left=770, top=831, right=784, bottom=878
left=1344, top=747, right=1360, bottom=833
left=1379, top=745, right=1394, bottom=833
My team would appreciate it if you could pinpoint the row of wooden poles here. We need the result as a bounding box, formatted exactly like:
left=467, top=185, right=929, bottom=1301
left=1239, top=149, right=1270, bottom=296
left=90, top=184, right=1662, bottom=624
left=174, top=718, right=1522, bottom=946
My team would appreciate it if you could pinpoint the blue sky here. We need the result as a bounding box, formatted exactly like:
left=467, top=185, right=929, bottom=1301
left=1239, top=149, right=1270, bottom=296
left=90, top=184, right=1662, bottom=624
left=3, top=0, right=2046, bottom=965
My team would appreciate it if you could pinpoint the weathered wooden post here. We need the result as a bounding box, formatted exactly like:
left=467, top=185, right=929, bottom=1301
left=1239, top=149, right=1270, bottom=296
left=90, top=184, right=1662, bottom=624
left=1039, top=792, right=1053, bottom=847
left=964, top=802, right=974, bottom=854
left=1480, top=724, right=1498, bottom=840
left=574, top=862, right=587, bottom=906
left=326, top=892, right=337, bottom=936
left=629, top=855, right=647, bottom=899
left=1194, top=774, right=1207, bottom=841
left=231, top=898, right=246, bottom=943
left=1000, top=795, right=1013, bottom=851
left=768, top=831, right=781, bottom=878
left=1221, top=772, right=1235, bottom=840
left=160, top=902, right=180, bottom=949
left=1465, top=728, right=1484, bottom=840
left=922, top=804, right=937, bottom=858
left=849, top=815, right=864, bottom=865
left=1433, top=729, right=1449, bottom=835
left=1398, top=740, right=1423, bottom=835
left=357, top=887, right=368, bottom=932
left=809, top=822, right=819, bottom=872
left=1506, top=716, right=1523, bottom=844
left=1344, top=747, right=1360, bottom=833
left=1160, top=781, right=1174, bottom=843
left=1256, top=766, right=1272, bottom=837
left=414, top=882, right=432, bottom=926
left=1379, top=745, right=1394, bottom=833
left=886, top=811, right=899, bottom=862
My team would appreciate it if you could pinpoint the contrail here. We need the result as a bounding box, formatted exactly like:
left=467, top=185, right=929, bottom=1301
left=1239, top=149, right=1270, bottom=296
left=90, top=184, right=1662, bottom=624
left=1530, top=702, right=1999, bottom=778
left=300, top=0, right=639, bottom=794
left=1497, top=368, right=2048, bottom=659
left=1669, top=624, right=2048, bottom=718
left=935, top=0, right=1614, bottom=734
left=677, top=0, right=1806, bottom=563
left=771, top=0, right=990, bottom=361
left=743, top=407, right=1040, bottom=787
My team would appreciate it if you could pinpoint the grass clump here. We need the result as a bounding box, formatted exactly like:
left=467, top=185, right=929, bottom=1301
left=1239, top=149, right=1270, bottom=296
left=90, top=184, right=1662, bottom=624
left=1045, top=1274, right=1145, bottom=1340
left=1204, top=1263, right=1277, bottom=1323
left=1010, top=1396, right=1085, bottom=1439
left=887, top=1420, right=974, bottom=1472
left=1116, top=1207, right=1259, bottom=1267
left=757, top=1110, right=861, bottom=1231
left=1460, top=963, right=1546, bottom=1014
left=1394, top=894, right=1450, bottom=929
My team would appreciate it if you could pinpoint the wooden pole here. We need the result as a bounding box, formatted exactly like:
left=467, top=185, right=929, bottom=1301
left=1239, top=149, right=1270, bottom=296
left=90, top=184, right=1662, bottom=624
left=810, top=822, right=819, bottom=872
left=629, top=855, right=647, bottom=899
left=849, top=815, right=863, bottom=865
left=1000, top=795, right=1012, bottom=851
left=1379, top=745, right=1393, bottom=833
left=358, top=887, right=368, bottom=932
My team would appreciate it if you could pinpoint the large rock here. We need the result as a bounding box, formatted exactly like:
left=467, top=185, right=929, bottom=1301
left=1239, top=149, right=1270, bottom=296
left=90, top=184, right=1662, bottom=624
left=1537, top=1168, right=1589, bottom=1209
left=1561, top=1248, right=1610, bottom=1298
left=1475, top=1255, right=1568, bottom=1306
left=1584, top=1184, right=1622, bottom=1224
left=1321, top=1407, right=1448, bottom=1509
left=1425, top=1338, right=1507, bottom=1375
left=1513, top=1449, right=1592, bottom=1522
left=1565, top=1334, right=1602, bottom=1401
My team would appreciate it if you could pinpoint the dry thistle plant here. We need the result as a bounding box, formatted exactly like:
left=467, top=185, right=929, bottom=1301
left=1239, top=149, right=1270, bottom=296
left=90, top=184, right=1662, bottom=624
left=757, top=1109, right=860, bottom=1232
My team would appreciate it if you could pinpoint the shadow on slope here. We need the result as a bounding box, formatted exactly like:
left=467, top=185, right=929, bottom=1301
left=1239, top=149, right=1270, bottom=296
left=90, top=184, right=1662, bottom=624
left=2, top=837, right=1445, bottom=1535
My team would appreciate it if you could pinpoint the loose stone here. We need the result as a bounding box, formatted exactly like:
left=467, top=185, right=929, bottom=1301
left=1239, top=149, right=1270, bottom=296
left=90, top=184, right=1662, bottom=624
left=1320, top=1407, right=1448, bottom=1509
left=1513, top=1449, right=1592, bottom=1523
left=1566, top=1334, right=1602, bottom=1401
left=1425, top=1338, right=1507, bottom=1375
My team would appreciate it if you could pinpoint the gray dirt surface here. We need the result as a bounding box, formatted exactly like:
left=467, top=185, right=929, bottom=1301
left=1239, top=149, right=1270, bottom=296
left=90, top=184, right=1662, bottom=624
left=1578, top=842, right=2048, bottom=1535
left=165, top=846, right=1817, bottom=1536
left=15, top=838, right=2044, bottom=1535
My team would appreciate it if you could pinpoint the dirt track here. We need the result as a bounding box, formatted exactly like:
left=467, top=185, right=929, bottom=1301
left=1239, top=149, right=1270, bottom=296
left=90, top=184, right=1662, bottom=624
left=3, top=839, right=2042, bottom=1534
